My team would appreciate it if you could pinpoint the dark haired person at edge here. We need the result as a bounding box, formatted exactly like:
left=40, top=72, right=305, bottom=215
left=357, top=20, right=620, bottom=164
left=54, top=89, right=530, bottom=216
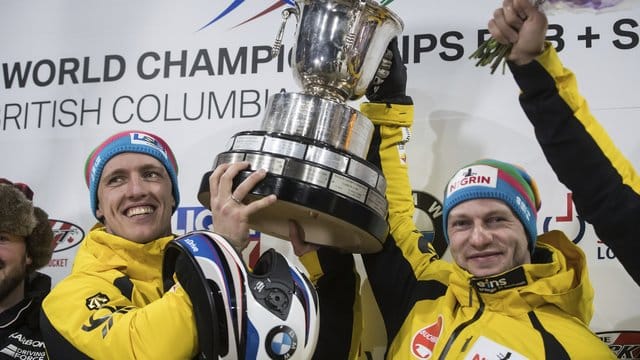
left=489, top=0, right=640, bottom=286
left=40, top=131, right=318, bottom=359
left=288, top=38, right=615, bottom=358
left=0, top=179, right=55, bottom=360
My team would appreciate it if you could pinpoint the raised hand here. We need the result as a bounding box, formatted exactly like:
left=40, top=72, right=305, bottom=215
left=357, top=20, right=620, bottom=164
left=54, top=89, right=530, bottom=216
left=366, top=37, right=412, bottom=105
left=488, top=0, right=548, bottom=65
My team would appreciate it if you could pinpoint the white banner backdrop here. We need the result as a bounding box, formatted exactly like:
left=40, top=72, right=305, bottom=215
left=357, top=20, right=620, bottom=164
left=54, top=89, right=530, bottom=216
left=2, top=1, right=639, bottom=358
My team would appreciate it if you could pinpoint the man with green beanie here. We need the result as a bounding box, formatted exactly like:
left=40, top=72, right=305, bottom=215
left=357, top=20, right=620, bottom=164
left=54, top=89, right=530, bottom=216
left=488, top=0, right=640, bottom=287
left=290, top=39, right=615, bottom=358
left=0, top=179, right=55, bottom=360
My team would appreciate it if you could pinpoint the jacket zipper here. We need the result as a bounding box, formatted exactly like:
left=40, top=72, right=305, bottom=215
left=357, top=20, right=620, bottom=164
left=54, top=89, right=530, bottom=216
left=437, top=285, right=484, bottom=359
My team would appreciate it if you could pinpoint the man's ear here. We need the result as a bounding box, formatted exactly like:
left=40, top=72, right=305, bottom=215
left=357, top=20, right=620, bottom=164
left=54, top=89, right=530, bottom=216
left=96, top=206, right=104, bottom=220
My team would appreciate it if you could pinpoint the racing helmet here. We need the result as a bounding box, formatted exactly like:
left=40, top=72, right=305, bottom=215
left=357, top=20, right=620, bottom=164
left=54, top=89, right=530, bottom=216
left=162, top=230, right=319, bottom=359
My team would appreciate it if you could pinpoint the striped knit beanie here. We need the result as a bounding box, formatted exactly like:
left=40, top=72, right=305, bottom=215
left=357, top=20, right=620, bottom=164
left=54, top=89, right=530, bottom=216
left=442, top=159, right=541, bottom=253
left=84, top=130, right=180, bottom=219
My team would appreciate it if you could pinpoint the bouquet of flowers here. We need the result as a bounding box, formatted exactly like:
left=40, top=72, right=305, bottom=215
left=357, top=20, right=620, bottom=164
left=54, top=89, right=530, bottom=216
left=470, top=0, right=628, bottom=74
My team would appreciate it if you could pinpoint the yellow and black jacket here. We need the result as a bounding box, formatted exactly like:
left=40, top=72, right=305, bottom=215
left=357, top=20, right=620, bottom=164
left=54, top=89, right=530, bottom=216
left=509, top=44, right=640, bottom=286
left=303, top=101, right=615, bottom=359
left=40, top=227, right=197, bottom=359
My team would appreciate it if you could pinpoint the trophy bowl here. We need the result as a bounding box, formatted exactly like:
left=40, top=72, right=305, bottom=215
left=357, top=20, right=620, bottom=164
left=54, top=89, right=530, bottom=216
left=198, top=0, right=403, bottom=253
left=291, top=0, right=404, bottom=101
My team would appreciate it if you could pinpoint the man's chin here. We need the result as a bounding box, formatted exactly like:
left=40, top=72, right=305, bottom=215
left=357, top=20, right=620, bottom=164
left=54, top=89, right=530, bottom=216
left=0, top=269, right=26, bottom=302
left=116, top=229, right=162, bottom=244
left=468, top=264, right=505, bottom=278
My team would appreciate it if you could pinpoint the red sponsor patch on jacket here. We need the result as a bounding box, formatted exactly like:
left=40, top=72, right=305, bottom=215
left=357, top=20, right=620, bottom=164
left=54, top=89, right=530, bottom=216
left=411, top=315, right=444, bottom=359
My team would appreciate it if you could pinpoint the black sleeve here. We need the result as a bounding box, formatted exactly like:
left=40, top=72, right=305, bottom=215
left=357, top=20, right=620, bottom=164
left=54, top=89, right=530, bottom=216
left=315, top=247, right=360, bottom=359
left=509, top=57, right=640, bottom=286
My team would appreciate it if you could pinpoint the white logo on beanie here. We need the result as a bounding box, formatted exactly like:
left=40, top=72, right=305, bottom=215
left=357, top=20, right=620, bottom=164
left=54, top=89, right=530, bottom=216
left=92, top=154, right=103, bottom=180
left=129, top=132, right=167, bottom=159
left=446, top=165, right=498, bottom=197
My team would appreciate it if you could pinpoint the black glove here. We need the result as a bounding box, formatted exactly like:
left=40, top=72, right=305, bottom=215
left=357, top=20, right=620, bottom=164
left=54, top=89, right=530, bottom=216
left=366, top=37, right=413, bottom=105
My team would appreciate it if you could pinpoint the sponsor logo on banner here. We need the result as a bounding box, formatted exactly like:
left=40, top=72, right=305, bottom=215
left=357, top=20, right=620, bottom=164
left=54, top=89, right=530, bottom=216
left=597, top=331, right=640, bottom=359
left=49, top=219, right=85, bottom=252
left=201, top=0, right=295, bottom=30
left=541, top=192, right=617, bottom=260
left=174, top=206, right=213, bottom=234
left=412, top=190, right=447, bottom=257
left=542, top=193, right=586, bottom=245
left=411, top=315, right=443, bottom=359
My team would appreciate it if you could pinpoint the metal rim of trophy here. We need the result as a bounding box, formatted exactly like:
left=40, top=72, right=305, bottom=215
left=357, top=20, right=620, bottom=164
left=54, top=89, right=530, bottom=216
left=197, top=129, right=391, bottom=253
left=217, top=130, right=388, bottom=219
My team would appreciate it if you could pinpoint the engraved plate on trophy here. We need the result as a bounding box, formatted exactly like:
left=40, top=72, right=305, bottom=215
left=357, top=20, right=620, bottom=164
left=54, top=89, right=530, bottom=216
left=198, top=0, right=403, bottom=253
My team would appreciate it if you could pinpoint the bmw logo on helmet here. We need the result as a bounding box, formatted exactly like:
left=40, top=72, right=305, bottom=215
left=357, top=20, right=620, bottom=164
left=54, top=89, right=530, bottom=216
left=266, top=325, right=298, bottom=359
left=162, top=230, right=320, bottom=359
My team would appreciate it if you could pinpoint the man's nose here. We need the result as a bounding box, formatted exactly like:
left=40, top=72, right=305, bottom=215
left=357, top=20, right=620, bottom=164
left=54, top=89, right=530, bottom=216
left=126, top=176, right=146, bottom=197
left=469, top=222, right=491, bottom=246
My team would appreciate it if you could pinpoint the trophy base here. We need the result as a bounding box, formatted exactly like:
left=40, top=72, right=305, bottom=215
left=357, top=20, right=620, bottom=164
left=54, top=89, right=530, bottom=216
left=198, top=91, right=391, bottom=253
left=198, top=170, right=389, bottom=254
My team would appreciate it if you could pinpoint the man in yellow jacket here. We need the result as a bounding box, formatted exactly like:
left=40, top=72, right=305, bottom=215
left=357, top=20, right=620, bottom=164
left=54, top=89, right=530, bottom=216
left=294, top=37, right=616, bottom=358
left=489, top=0, right=640, bottom=287
left=40, top=130, right=277, bottom=359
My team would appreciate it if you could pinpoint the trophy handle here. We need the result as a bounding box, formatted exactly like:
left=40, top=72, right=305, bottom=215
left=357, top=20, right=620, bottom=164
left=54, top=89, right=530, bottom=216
left=271, top=7, right=299, bottom=59
left=343, top=0, right=367, bottom=53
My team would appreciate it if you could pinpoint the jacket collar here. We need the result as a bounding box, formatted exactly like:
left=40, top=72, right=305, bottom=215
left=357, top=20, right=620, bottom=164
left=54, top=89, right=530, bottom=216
left=71, top=226, right=174, bottom=283
left=448, top=230, right=594, bottom=323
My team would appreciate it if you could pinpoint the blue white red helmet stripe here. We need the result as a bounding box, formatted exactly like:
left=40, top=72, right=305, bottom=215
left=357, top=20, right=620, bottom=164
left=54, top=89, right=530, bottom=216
left=202, top=233, right=247, bottom=349
left=290, top=268, right=314, bottom=344
left=164, top=230, right=319, bottom=359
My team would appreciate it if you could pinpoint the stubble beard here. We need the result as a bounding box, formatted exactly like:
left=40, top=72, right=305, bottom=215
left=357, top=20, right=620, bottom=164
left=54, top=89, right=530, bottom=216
left=0, top=258, right=28, bottom=303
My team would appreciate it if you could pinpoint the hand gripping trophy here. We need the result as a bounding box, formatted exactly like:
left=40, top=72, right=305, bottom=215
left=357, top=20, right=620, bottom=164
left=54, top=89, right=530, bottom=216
left=198, top=0, right=403, bottom=253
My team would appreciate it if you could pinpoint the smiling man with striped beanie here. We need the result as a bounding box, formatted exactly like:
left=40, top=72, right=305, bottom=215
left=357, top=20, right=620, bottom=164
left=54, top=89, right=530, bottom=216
left=441, top=158, right=543, bottom=278
left=84, top=130, right=180, bottom=221
left=40, top=130, right=202, bottom=359
left=443, top=159, right=541, bottom=254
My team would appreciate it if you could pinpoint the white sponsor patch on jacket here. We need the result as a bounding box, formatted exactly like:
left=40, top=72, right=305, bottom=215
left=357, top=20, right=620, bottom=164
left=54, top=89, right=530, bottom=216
left=464, top=336, right=527, bottom=360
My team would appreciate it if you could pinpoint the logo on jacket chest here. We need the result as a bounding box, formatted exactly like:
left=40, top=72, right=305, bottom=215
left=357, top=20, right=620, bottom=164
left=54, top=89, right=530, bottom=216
left=472, top=267, right=527, bottom=294
left=411, top=315, right=444, bottom=359
left=82, top=292, right=134, bottom=339
left=1, top=332, right=47, bottom=360
left=464, top=336, right=526, bottom=360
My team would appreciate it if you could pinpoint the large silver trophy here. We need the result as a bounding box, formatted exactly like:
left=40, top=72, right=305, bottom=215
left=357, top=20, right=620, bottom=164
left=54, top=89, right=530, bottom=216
left=199, top=0, right=403, bottom=253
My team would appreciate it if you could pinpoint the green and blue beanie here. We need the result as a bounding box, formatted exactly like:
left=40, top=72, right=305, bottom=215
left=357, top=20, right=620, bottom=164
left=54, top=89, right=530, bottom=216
left=442, top=159, right=541, bottom=252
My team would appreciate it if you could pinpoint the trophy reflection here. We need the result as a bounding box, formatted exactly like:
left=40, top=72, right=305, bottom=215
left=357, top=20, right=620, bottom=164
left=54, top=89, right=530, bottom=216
left=199, top=0, right=403, bottom=253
